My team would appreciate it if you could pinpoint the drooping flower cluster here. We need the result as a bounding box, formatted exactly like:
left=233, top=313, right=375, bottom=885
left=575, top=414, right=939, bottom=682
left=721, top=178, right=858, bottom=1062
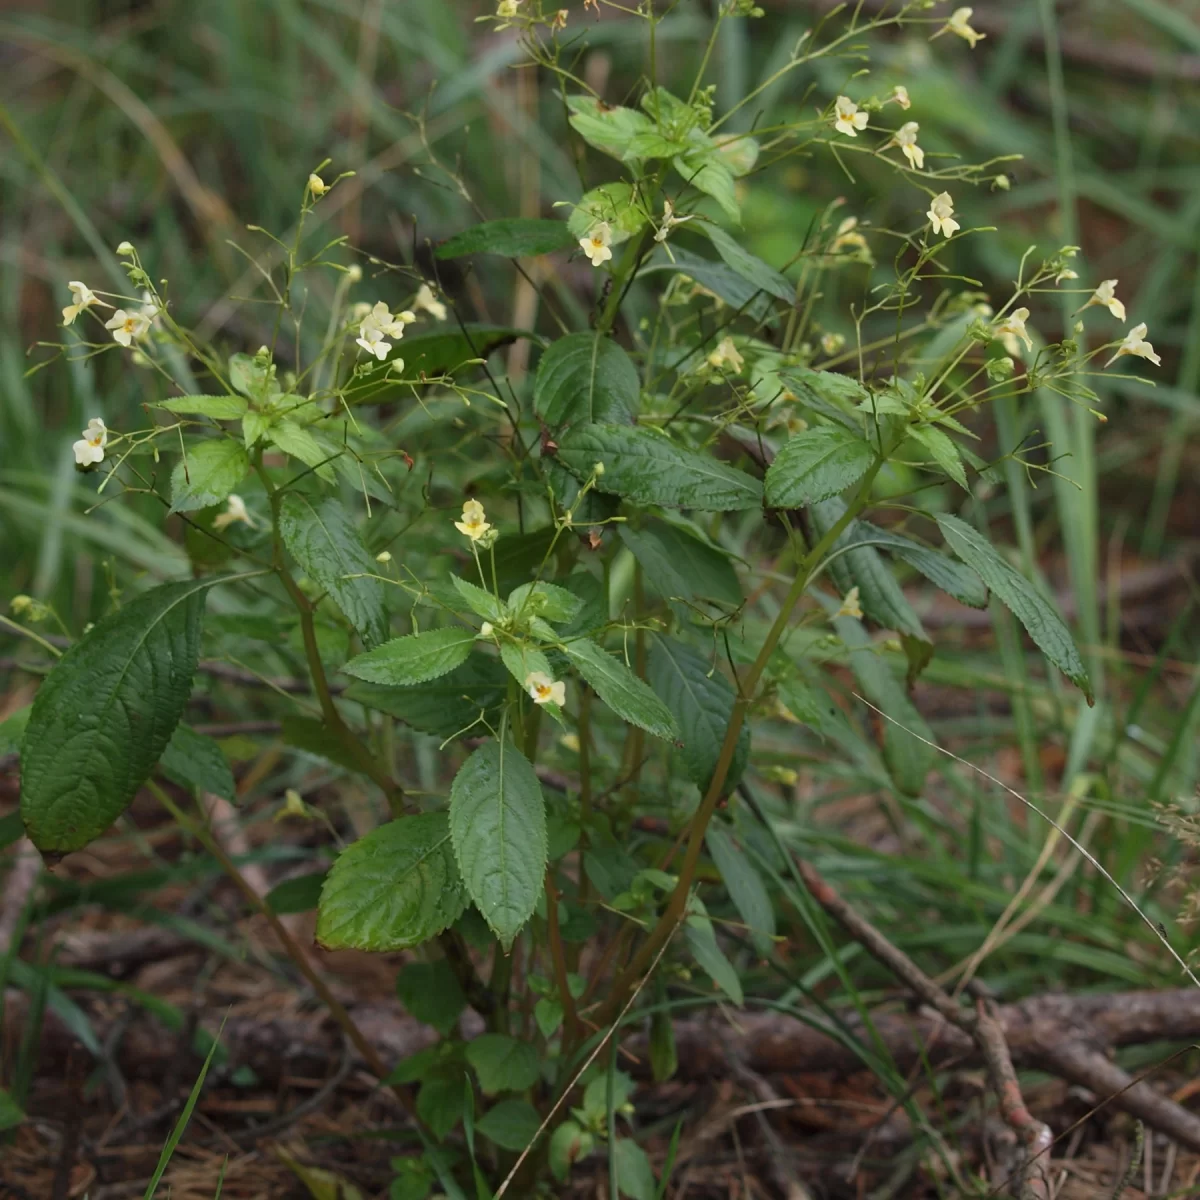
left=356, top=301, right=414, bottom=361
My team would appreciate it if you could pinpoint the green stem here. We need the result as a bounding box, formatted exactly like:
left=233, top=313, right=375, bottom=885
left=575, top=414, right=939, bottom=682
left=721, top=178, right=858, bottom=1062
left=546, top=870, right=581, bottom=1049
left=592, top=456, right=885, bottom=1026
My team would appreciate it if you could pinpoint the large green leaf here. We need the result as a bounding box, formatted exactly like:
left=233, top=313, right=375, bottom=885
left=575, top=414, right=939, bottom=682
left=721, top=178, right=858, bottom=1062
left=159, top=724, right=234, bottom=801
left=566, top=182, right=648, bottom=245
left=613, top=1139, right=657, bottom=1200
left=170, top=438, right=250, bottom=513
left=343, top=627, right=476, bottom=686
left=556, top=424, right=762, bottom=512
left=811, top=498, right=932, bottom=681
left=436, top=218, right=576, bottom=259
left=647, top=635, right=747, bottom=792
left=396, top=960, right=466, bottom=1036
left=268, top=420, right=336, bottom=482
left=778, top=369, right=869, bottom=430
left=316, top=813, right=467, bottom=950
left=20, top=579, right=213, bottom=853
left=345, top=657, right=508, bottom=739
left=706, top=823, right=775, bottom=956
left=449, top=740, right=547, bottom=949
left=764, top=425, right=876, bottom=509
left=534, top=332, right=639, bottom=428
left=639, top=247, right=773, bottom=322
left=619, top=519, right=742, bottom=610
left=844, top=522, right=988, bottom=609
left=278, top=494, right=388, bottom=648
left=476, top=1098, right=541, bottom=1151
left=156, top=394, right=248, bottom=420
left=673, top=149, right=740, bottom=222
left=466, top=1033, right=541, bottom=1094
left=562, top=638, right=678, bottom=742
left=936, top=514, right=1092, bottom=703
left=566, top=95, right=657, bottom=162
left=699, top=224, right=793, bottom=304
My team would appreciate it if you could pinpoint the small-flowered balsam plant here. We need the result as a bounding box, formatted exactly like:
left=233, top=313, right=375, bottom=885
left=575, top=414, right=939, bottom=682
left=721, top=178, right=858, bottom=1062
left=16, top=2, right=1159, bottom=1194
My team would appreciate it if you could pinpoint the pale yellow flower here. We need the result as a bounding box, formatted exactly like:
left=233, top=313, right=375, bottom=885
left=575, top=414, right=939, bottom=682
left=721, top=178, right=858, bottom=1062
left=580, top=221, right=613, bottom=267
left=654, top=198, right=695, bottom=244
left=414, top=283, right=447, bottom=321
left=549, top=7, right=567, bottom=29
left=936, top=7, right=985, bottom=48
left=1083, top=279, right=1126, bottom=322
left=707, top=336, right=744, bottom=373
left=497, top=0, right=520, bottom=17
left=104, top=309, right=151, bottom=347
left=833, top=95, right=868, bottom=137
left=820, top=331, right=846, bottom=355
left=890, top=85, right=911, bottom=110
left=115, top=241, right=135, bottom=256
left=994, top=307, right=1033, bottom=354
left=375, top=550, right=392, bottom=564
left=830, top=216, right=869, bottom=255
left=926, top=192, right=960, bottom=238
left=1105, top=322, right=1161, bottom=368
left=73, top=417, right=108, bottom=467
left=479, top=621, right=494, bottom=637
left=526, top=670, right=566, bottom=707
left=455, top=498, right=492, bottom=541
left=1055, top=267, right=1078, bottom=283
left=62, top=281, right=111, bottom=326
left=836, top=587, right=863, bottom=620
left=893, top=121, right=925, bottom=170
left=308, top=173, right=329, bottom=197
left=213, top=494, right=255, bottom=531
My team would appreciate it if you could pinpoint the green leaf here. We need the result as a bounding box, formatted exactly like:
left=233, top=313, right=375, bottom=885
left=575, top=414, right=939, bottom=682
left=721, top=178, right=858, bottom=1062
left=499, top=642, right=556, bottom=699
left=348, top=327, right=528, bottom=396
left=451, top=576, right=508, bottom=625
left=566, top=182, right=648, bottom=244
left=316, top=813, right=467, bottom=951
left=534, top=332, right=639, bottom=428
left=268, top=420, right=337, bottom=482
left=229, top=352, right=279, bottom=401
left=779, top=368, right=869, bottom=429
left=265, top=870, right=327, bottom=915
left=834, top=607, right=934, bottom=796
left=810, top=498, right=932, bottom=681
left=396, top=960, right=467, bottom=1036
left=476, top=1098, right=541, bottom=1151
left=242, top=410, right=272, bottom=448
left=279, top=493, right=388, bottom=648
left=156, top=394, right=248, bottom=420
left=647, top=636, right=747, bottom=793
left=698, top=224, right=792, bottom=303
left=550, top=1120, right=594, bottom=1182
left=844, top=522, right=988, bottom=609
left=562, top=638, right=678, bottom=742
left=673, top=150, right=739, bottom=222
left=466, top=1033, right=541, bottom=1095
left=437, top=218, right=576, bottom=259
left=418, top=1070, right=464, bottom=1141
left=0, top=1088, right=25, bottom=1132
left=910, top=424, right=967, bottom=489
left=159, top=724, right=234, bottom=801
left=507, top=581, right=584, bottom=625
left=449, top=740, right=547, bottom=949
left=936, top=514, right=1092, bottom=702
left=344, top=628, right=477, bottom=687
left=619, top=520, right=742, bottom=610
left=639, top=247, right=773, bottom=322
left=614, top=1139, right=657, bottom=1200
left=346, top=657, right=508, bottom=739
left=556, top=424, right=762, bottom=512
left=566, top=95, right=657, bottom=162
left=684, top=897, right=743, bottom=1005
left=764, top=425, right=876, bottom=509
left=20, top=578, right=213, bottom=853
left=713, top=133, right=759, bottom=176
left=706, top=823, right=775, bottom=956
left=170, top=439, right=250, bottom=513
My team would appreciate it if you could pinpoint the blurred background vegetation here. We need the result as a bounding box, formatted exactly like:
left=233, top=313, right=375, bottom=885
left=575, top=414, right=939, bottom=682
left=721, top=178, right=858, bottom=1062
left=3, top=0, right=1200, bottom=1191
